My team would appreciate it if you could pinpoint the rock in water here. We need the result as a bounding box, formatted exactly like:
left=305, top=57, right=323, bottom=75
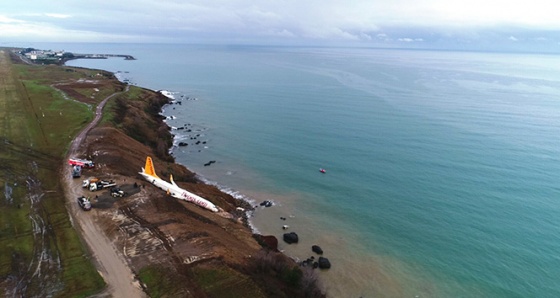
left=318, top=257, right=331, bottom=269
left=260, top=200, right=273, bottom=207
left=283, top=232, right=299, bottom=244
left=312, top=245, right=323, bottom=255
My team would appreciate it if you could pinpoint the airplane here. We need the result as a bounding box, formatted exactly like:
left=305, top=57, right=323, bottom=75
left=139, top=156, right=219, bottom=212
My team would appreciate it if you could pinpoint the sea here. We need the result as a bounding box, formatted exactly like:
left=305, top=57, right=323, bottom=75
left=19, top=42, right=560, bottom=297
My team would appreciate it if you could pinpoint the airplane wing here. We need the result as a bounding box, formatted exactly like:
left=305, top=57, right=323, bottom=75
left=170, top=174, right=178, bottom=187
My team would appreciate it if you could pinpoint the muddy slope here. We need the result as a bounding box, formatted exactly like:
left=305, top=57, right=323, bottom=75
left=77, top=86, right=324, bottom=297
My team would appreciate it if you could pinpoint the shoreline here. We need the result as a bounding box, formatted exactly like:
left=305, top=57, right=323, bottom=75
left=63, top=50, right=438, bottom=297
left=84, top=76, right=326, bottom=296
left=52, top=53, right=328, bottom=296
left=158, top=90, right=264, bottom=234
left=53, top=44, right=560, bottom=297
left=156, top=88, right=346, bottom=291
left=121, top=71, right=420, bottom=298
left=64, top=54, right=405, bottom=297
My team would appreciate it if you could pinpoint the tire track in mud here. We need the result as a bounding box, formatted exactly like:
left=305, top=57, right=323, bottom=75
left=23, top=172, right=64, bottom=296
left=4, top=163, right=64, bottom=297
left=1, top=51, right=62, bottom=297
left=62, top=85, right=147, bottom=298
left=118, top=204, right=207, bottom=297
left=120, top=206, right=180, bottom=264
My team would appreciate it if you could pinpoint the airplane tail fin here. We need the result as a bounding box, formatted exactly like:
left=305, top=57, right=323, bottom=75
left=143, top=156, right=159, bottom=178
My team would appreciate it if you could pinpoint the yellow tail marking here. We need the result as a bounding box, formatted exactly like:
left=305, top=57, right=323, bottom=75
left=144, top=156, right=160, bottom=178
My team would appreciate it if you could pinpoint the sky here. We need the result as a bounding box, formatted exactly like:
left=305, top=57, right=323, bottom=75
left=1, top=0, right=560, bottom=52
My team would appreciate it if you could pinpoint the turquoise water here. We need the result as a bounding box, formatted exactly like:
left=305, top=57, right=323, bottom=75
left=60, top=43, right=560, bottom=297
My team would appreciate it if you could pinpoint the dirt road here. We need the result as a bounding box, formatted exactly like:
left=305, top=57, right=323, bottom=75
left=62, top=86, right=146, bottom=297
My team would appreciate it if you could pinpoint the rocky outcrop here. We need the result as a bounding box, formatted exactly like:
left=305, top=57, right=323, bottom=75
left=318, top=257, right=331, bottom=269
left=312, top=245, right=323, bottom=255
left=259, top=200, right=272, bottom=207
left=254, top=235, right=279, bottom=251
left=283, top=232, right=299, bottom=244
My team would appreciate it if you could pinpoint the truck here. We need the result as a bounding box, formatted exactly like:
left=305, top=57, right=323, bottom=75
left=89, top=181, right=116, bottom=192
left=82, top=178, right=116, bottom=191
left=82, top=178, right=99, bottom=188
left=77, top=196, right=92, bottom=211
left=68, top=158, right=95, bottom=169
left=71, top=165, right=82, bottom=178
left=110, top=187, right=125, bottom=198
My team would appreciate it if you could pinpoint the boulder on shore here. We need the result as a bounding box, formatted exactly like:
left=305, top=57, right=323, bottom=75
left=260, top=200, right=272, bottom=207
left=312, top=245, right=323, bottom=255
left=283, top=232, right=299, bottom=244
left=318, top=257, right=331, bottom=269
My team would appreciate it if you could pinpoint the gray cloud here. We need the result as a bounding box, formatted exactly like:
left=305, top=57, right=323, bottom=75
left=2, top=0, right=560, bottom=51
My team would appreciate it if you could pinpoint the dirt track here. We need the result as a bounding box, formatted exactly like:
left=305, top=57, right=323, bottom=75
left=55, top=72, right=324, bottom=297
left=62, top=86, right=146, bottom=297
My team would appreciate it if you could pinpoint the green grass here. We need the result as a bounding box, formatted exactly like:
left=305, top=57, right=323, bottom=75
left=0, top=236, right=34, bottom=276
left=138, top=265, right=186, bottom=297
left=0, top=184, right=33, bottom=277
left=0, top=49, right=105, bottom=297
left=19, top=79, right=92, bottom=153
left=60, top=256, right=105, bottom=298
left=191, top=265, right=265, bottom=297
left=138, top=263, right=266, bottom=298
left=100, top=99, right=116, bottom=125
left=123, top=85, right=144, bottom=100
left=13, top=64, right=106, bottom=84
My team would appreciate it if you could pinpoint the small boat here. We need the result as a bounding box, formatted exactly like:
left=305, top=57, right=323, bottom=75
left=320, top=168, right=326, bottom=173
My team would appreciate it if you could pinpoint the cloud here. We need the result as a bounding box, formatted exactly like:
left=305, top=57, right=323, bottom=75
left=0, top=15, right=24, bottom=23
left=384, top=0, right=560, bottom=29
left=44, top=13, right=71, bottom=19
left=2, top=0, right=560, bottom=50
left=397, top=37, right=424, bottom=42
left=0, top=13, right=152, bottom=42
left=398, top=38, right=414, bottom=42
left=508, top=36, right=518, bottom=42
left=267, top=29, right=296, bottom=38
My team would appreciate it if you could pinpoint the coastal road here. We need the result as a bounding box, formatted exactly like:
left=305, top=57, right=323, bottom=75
left=62, top=85, right=146, bottom=297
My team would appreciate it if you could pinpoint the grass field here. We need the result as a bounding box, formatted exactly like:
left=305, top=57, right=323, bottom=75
left=0, top=49, right=105, bottom=297
left=0, top=48, right=325, bottom=298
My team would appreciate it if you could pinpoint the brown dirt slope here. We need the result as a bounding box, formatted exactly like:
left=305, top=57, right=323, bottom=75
left=74, top=82, right=324, bottom=297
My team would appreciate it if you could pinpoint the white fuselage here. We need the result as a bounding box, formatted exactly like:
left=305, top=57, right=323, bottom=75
left=139, top=172, right=219, bottom=212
